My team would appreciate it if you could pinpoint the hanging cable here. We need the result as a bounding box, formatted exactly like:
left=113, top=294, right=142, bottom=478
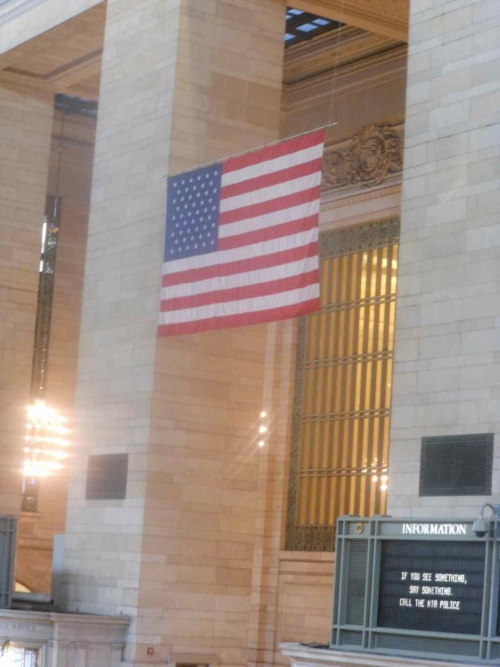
left=327, top=0, right=347, bottom=128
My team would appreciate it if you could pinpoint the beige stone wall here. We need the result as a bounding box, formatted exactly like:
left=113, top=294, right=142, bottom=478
left=0, top=1, right=413, bottom=660
left=387, top=0, right=500, bottom=516
left=133, top=0, right=287, bottom=661
left=0, top=83, right=53, bottom=517
left=16, top=532, right=53, bottom=593
left=62, top=2, right=285, bottom=666
left=46, top=113, right=96, bottom=408
left=245, top=318, right=334, bottom=667
left=15, top=110, right=96, bottom=594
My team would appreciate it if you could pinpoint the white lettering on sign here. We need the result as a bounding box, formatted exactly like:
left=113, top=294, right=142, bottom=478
left=439, top=600, right=461, bottom=610
left=397, top=569, right=469, bottom=613
left=402, top=523, right=467, bottom=536
left=435, top=573, right=467, bottom=583
left=421, top=586, right=452, bottom=596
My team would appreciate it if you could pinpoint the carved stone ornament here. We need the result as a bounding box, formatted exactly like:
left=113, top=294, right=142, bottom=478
left=322, top=123, right=403, bottom=190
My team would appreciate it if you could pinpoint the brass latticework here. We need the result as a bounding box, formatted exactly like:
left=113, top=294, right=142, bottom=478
left=286, top=218, right=400, bottom=551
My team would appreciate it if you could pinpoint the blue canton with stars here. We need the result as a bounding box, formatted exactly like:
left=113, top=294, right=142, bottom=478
left=165, top=163, right=222, bottom=262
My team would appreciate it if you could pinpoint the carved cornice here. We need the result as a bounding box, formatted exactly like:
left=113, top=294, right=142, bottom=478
left=322, top=122, right=404, bottom=194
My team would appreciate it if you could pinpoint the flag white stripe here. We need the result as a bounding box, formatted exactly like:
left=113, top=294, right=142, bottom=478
left=159, top=283, right=320, bottom=325
left=162, top=256, right=319, bottom=300
left=163, top=227, right=318, bottom=275
left=220, top=172, right=321, bottom=213
left=218, top=200, right=319, bottom=239
left=221, top=143, right=324, bottom=187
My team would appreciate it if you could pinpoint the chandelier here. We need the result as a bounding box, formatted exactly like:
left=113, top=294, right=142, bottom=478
left=23, top=400, right=69, bottom=477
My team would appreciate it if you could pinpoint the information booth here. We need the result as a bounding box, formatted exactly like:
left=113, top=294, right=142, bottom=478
left=331, top=516, right=500, bottom=662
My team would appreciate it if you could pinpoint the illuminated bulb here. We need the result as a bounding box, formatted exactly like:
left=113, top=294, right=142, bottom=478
left=381, top=474, right=388, bottom=482
left=259, top=425, right=267, bottom=434
left=372, top=475, right=378, bottom=482
left=380, top=259, right=398, bottom=269
left=380, top=483, right=388, bottom=491
left=258, top=440, right=265, bottom=447
left=260, top=411, right=267, bottom=418
left=24, top=401, right=69, bottom=477
left=51, top=451, right=68, bottom=459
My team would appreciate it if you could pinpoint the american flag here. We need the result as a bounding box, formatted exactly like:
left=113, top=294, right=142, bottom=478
left=158, top=129, right=325, bottom=336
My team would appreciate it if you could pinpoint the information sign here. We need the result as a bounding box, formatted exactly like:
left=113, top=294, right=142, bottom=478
left=378, top=540, right=485, bottom=634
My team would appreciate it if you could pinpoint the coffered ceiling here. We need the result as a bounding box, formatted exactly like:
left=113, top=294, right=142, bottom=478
left=291, top=0, right=409, bottom=41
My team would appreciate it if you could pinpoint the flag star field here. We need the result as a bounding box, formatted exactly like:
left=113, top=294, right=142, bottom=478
left=165, top=165, right=222, bottom=261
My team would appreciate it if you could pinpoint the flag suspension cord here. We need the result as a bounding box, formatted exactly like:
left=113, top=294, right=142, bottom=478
left=165, top=1, right=346, bottom=180
left=164, top=121, right=337, bottom=180
left=327, top=0, right=345, bottom=128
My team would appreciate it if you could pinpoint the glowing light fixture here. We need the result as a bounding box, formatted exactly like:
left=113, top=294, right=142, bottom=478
left=23, top=400, right=69, bottom=477
left=257, top=409, right=269, bottom=448
left=366, top=456, right=388, bottom=493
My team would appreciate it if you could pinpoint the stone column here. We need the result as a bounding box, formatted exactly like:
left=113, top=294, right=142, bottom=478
left=16, top=110, right=97, bottom=594
left=388, top=0, right=500, bottom=516
left=63, top=1, right=286, bottom=665
left=0, top=83, right=54, bottom=515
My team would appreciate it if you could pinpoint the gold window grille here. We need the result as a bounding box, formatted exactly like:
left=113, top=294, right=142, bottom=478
left=286, top=218, right=399, bottom=551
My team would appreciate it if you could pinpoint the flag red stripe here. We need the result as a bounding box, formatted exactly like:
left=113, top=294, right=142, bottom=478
left=162, top=242, right=318, bottom=288
left=219, top=187, right=321, bottom=225
left=161, top=270, right=319, bottom=312
left=220, top=158, right=323, bottom=200
left=223, top=129, right=325, bottom=174
left=218, top=214, right=318, bottom=251
left=158, top=298, right=320, bottom=336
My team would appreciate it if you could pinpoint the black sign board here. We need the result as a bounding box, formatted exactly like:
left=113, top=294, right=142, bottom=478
left=378, top=540, right=486, bottom=635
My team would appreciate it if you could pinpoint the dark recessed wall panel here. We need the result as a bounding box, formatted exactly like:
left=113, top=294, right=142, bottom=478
left=85, top=453, right=128, bottom=500
left=420, top=434, right=493, bottom=497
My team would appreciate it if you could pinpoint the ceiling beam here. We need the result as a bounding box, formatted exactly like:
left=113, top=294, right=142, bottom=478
left=46, top=49, right=101, bottom=89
